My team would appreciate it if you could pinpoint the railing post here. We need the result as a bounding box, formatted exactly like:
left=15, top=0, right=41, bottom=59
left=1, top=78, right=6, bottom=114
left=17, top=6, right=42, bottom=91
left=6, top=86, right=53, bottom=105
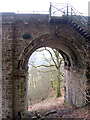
left=71, top=8, right=73, bottom=16
left=88, top=1, right=90, bottom=33
left=49, top=2, right=52, bottom=21
left=67, top=4, right=68, bottom=16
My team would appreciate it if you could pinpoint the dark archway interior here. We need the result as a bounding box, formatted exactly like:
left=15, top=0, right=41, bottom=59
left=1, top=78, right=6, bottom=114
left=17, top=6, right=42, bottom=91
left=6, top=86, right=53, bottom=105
left=58, top=49, right=71, bottom=69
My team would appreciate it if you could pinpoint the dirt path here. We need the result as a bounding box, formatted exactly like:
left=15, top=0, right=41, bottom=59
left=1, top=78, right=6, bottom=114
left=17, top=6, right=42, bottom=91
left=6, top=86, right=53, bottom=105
left=28, top=96, right=90, bottom=119
left=28, top=96, right=64, bottom=111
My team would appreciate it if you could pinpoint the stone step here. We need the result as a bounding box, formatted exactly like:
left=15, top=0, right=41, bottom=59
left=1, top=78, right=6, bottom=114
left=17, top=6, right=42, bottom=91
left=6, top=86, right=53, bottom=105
left=68, top=21, right=90, bottom=40
left=50, top=17, right=90, bottom=41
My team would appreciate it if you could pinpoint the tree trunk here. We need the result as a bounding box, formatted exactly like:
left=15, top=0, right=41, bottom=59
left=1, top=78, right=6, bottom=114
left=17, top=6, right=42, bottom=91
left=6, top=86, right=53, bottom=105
left=56, top=70, right=62, bottom=97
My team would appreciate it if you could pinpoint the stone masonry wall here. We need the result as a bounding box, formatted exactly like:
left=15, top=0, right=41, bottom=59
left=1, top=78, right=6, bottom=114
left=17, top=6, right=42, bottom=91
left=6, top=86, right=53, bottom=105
left=1, top=13, right=89, bottom=118
left=64, top=69, right=86, bottom=107
left=2, top=13, right=15, bottom=118
left=0, top=13, right=2, bottom=120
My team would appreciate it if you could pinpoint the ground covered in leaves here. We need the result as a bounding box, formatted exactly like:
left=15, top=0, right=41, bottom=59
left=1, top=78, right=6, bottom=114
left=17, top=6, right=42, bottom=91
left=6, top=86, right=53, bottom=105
left=26, top=96, right=90, bottom=119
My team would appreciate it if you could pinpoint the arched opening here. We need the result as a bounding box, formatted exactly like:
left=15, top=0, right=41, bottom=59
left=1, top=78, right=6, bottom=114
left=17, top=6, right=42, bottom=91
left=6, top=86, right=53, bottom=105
left=16, top=33, right=86, bottom=118
left=27, top=47, right=66, bottom=112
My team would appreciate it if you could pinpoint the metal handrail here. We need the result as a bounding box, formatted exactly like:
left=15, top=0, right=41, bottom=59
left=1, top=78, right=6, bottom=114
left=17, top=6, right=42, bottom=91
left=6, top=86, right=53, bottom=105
left=49, top=3, right=88, bottom=29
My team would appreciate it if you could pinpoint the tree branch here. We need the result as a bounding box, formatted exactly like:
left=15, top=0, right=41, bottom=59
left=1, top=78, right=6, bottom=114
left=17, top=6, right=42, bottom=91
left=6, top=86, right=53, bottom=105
left=36, top=69, right=56, bottom=73
left=44, top=47, right=58, bottom=69
left=30, top=63, right=55, bottom=68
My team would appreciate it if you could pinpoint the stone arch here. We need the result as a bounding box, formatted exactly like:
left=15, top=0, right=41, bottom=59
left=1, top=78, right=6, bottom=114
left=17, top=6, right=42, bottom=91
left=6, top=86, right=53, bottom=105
left=14, top=33, right=86, bottom=115
left=18, top=33, right=83, bottom=70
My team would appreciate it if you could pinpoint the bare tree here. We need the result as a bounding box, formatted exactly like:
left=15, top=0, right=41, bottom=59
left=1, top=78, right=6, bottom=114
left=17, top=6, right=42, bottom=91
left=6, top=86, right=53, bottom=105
left=29, top=47, right=64, bottom=97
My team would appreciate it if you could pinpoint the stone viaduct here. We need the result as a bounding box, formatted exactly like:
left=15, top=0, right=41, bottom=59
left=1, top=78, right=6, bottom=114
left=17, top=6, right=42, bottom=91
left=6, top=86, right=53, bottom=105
left=0, top=7, right=90, bottom=119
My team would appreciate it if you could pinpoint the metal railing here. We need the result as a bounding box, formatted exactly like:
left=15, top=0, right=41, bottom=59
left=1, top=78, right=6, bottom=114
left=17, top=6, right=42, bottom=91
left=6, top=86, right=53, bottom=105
left=49, top=3, right=88, bottom=29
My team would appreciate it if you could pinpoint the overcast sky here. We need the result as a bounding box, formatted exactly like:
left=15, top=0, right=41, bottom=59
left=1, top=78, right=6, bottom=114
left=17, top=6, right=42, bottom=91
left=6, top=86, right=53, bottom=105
left=0, top=0, right=89, bottom=15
